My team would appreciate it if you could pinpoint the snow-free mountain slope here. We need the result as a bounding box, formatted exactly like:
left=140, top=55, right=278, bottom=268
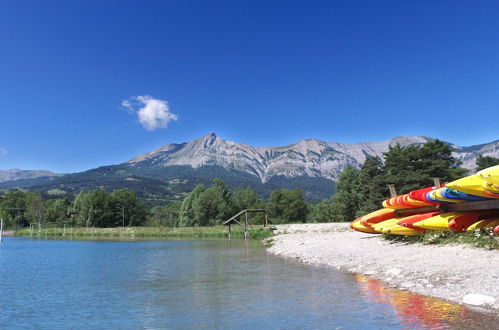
left=127, top=133, right=432, bottom=183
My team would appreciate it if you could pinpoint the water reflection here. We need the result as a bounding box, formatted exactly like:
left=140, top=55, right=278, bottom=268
left=354, top=274, right=497, bottom=329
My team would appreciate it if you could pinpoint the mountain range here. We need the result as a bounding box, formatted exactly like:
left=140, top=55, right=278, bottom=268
left=0, top=169, right=60, bottom=183
left=1, top=133, right=498, bottom=203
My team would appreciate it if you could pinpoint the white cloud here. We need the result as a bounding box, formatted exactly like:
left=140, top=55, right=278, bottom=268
left=0, top=148, right=7, bottom=156
left=122, top=95, right=178, bottom=131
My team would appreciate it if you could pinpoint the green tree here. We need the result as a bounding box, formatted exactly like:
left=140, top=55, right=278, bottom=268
left=71, top=191, right=90, bottom=227
left=44, top=198, right=71, bottom=226
left=0, top=191, right=28, bottom=228
left=331, top=166, right=361, bottom=222
left=310, top=200, right=343, bottom=222
left=476, top=155, right=499, bottom=172
left=193, top=188, right=226, bottom=226
left=147, top=201, right=182, bottom=227
left=383, top=140, right=466, bottom=194
left=269, top=189, right=308, bottom=223
left=25, top=192, right=45, bottom=225
left=70, top=190, right=113, bottom=227
left=191, top=178, right=234, bottom=226
left=110, top=189, right=146, bottom=227
left=356, top=157, right=387, bottom=216
left=178, top=184, right=206, bottom=226
left=232, top=187, right=259, bottom=211
left=232, top=186, right=265, bottom=224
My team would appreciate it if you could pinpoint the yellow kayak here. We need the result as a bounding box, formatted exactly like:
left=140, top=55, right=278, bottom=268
left=405, top=195, right=432, bottom=207
left=477, top=165, right=499, bottom=194
left=467, top=218, right=499, bottom=231
left=359, top=208, right=396, bottom=229
left=351, top=218, right=379, bottom=234
left=412, top=212, right=461, bottom=231
left=381, top=224, right=423, bottom=236
left=447, top=166, right=499, bottom=198
left=372, top=218, right=403, bottom=233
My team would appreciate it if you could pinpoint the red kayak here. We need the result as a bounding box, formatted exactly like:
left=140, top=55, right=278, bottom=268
left=409, top=186, right=440, bottom=205
left=397, top=212, right=440, bottom=232
left=360, top=209, right=397, bottom=229
left=448, top=211, right=499, bottom=232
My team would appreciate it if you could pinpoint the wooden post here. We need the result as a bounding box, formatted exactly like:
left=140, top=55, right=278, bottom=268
left=388, top=184, right=397, bottom=198
left=228, top=223, right=232, bottom=239
left=264, top=212, right=268, bottom=228
left=0, top=218, right=3, bottom=242
left=244, top=211, right=249, bottom=239
left=433, top=177, right=441, bottom=188
left=63, top=224, right=66, bottom=237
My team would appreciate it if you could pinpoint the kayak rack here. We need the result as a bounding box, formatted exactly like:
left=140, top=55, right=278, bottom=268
left=389, top=178, right=499, bottom=216
left=223, top=209, right=268, bottom=239
left=394, top=200, right=499, bottom=217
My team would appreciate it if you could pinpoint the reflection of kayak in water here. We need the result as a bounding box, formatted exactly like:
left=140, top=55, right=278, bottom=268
left=354, top=274, right=464, bottom=329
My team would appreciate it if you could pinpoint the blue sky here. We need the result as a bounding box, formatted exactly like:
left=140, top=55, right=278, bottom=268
left=1, top=1, right=498, bottom=173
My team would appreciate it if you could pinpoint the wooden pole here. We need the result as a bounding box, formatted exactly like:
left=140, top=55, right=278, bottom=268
left=228, top=223, right=232, bottom=239
left=122, top=206, right=125, bottom=227
left=244, top=211, right=249, bottom=239
left=264, top=212, right=268, bottom=228
left=0, top=218, right=3, bottom=242
left=388, top=184, right=397, bottom=198
left=433, top=177, right=441, bottom=188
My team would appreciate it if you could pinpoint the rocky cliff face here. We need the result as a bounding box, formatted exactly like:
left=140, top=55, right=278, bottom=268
left=0, top=169, right=59, bottom=183
left=452, top=140, right=499, bottom=171
left=127, top=133, right=499, bottom=182
left=127, top=133, right=433, bottom=183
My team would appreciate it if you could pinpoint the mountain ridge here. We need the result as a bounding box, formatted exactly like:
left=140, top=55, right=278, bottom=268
left=0, top=169, right=60, bottom=183
left=126, top=133, right=432, bottom=183
left=2, top=134, right=499, bottom=203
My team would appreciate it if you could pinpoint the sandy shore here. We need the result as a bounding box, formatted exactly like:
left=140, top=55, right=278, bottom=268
left=266, top=223, right=499, bottom=312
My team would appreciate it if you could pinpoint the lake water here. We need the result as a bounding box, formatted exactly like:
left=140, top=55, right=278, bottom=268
left=0, top=237, right=497, bottom=329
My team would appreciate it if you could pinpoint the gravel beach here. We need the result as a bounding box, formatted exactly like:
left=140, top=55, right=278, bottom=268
left=266, top=223, right=499, bottom=312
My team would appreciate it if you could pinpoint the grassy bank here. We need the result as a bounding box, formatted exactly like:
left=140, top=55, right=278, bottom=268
left=15, top=225, right=274, bottom=240
left=384, top=229, right=499, bottom=250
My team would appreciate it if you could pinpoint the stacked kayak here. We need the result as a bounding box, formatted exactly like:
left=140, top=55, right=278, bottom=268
left=351, top=166, right=499, bottom=236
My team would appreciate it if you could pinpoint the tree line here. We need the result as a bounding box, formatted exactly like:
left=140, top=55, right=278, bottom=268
left=0, top=181, right=309, bottom=228
left=1, top=140, right=497, bottom=228
left=0, top=189, right=145, bottom=229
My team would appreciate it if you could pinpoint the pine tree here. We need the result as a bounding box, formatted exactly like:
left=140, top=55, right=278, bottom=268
left=331, top=166, right=361, bottom=221
left=383, top=140, right=466, bottom=194
left=476, top=155, right=499, bottom=172
left=356, top=157, right=387, bottom=216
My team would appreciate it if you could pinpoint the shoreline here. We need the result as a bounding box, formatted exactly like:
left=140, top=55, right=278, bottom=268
left=266, top=223, right=499, bottom=312
left=13, top=225, right=272, bottom=239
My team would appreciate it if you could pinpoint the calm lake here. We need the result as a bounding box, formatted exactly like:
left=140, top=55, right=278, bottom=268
left=0, top=237, right=497, bottom=329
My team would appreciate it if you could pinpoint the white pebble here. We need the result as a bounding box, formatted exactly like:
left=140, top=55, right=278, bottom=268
left=463, top=294, right=496, bottom=306
left=386, top=268, right=402, bottom=276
